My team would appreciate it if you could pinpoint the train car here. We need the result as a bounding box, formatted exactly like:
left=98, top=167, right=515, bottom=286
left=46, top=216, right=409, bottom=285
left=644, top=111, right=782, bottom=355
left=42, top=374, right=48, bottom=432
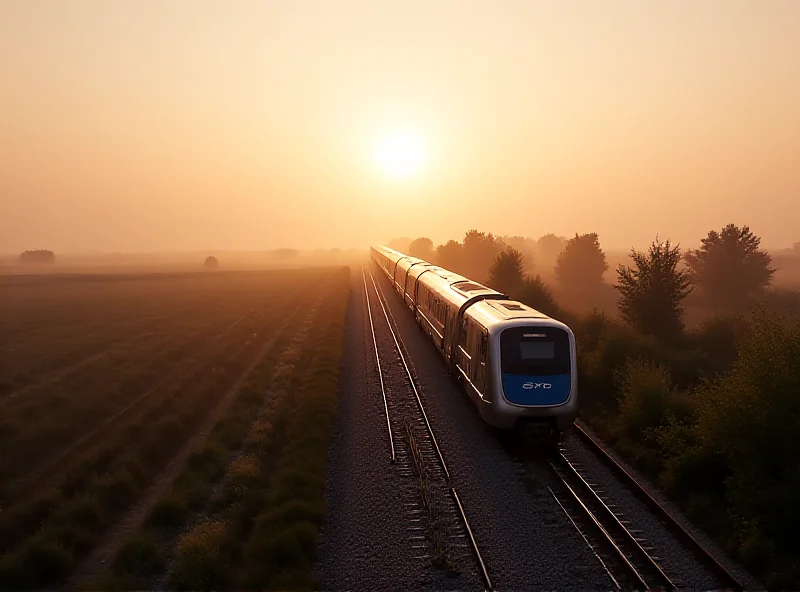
left=370, top=244, right=577, bottom=444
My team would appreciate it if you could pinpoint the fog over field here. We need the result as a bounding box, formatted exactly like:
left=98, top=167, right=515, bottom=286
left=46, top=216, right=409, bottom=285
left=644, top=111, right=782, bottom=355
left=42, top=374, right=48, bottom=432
left=2, top=1, right=799, bottom=256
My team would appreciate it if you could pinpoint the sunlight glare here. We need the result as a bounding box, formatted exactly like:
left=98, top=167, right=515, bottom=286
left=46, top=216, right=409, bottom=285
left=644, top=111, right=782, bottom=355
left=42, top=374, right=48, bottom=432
left=375, top=132, right=426, bottom=179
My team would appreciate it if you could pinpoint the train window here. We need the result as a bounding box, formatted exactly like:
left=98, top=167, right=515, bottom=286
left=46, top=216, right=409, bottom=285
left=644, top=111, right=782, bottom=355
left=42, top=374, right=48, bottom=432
left=500, top=327, right=570, bottom=375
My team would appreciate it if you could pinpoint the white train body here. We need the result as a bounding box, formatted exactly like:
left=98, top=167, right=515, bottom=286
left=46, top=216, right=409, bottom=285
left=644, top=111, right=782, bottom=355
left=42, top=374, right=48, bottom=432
left=370, top=245, right=577, bottom=439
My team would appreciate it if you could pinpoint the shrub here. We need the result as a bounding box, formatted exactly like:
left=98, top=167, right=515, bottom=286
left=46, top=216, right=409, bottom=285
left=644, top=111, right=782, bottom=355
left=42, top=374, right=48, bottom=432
left=112, top=532, right=165, bottom=578
left=169, top=521, right=228, bottom=590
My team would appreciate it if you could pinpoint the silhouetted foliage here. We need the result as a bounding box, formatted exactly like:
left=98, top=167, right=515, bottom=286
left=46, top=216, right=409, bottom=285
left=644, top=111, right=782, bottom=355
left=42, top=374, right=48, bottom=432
left=19, top=250, right=55, bottom=264
left=436, top=240, right=463, bottom=273
left=685, top=224, right=774, bottom=309
left=204, top=256, right=219, bottom=269
left=554, top=233, right=608, bottom=292
left=388, top=237, right=412, bottom=254
left=488, top=248, right=525, bottom=295
left=408, top=237, right=435, bottom=261
left=461, top=230, right=502, bottom=283
left=616, top=238, right=692, bottom=343
left=499, top=236, right=536, bottom=272
left=534, top=234, right=567, bottom=271
left=517, top=276, right=561, bottom=319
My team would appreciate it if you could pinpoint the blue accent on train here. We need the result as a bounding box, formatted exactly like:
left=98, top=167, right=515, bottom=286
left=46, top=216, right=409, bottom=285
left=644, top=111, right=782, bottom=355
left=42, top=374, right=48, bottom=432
left=501, top=373, right=571, bottom=406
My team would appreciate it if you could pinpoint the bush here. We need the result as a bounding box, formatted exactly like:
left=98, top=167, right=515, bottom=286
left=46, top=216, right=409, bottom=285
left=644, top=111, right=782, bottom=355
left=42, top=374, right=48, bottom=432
left=616, top=359, right=691, bottom=441
left=169, top=521, right=228, bottom=590
left=112, top=532, right=165, bottom=578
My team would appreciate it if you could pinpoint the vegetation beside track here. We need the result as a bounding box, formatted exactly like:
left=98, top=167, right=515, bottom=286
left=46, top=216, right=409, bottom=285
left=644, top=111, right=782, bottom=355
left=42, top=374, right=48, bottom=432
left=240, top=267, right=348, bottom=590
left=575, top=309, right=800, bottom=589
left=101, top=266, right=349, bottom=591
left=0, top=268, right=338, bottom=590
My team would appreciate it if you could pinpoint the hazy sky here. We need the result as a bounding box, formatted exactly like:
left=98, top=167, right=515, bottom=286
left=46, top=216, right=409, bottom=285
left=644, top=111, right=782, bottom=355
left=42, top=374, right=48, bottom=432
left=2, top=0, right=799, bottom=253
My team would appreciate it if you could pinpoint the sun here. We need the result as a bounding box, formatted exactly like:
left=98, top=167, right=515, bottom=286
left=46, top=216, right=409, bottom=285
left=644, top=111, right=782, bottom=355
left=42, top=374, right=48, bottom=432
left=374, top=131, right=426, bottom=179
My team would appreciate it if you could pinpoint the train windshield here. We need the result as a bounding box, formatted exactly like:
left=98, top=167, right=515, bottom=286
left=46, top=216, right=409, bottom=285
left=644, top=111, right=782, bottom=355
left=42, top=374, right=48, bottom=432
left=500, top=326, right=570, bottom=375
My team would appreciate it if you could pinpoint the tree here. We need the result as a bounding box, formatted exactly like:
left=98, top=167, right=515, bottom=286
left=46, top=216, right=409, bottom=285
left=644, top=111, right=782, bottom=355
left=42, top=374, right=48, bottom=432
left=204, top=256, right=219, bottom=269
left=408, top=237, right=435, bottom=261
left=19, top=250, right=55, bottom=264
left=500, top=235, right=536, bottom=273
left=554, top=233, right=608, bottom=292
left=388, top=237, right=412, bottom=254
left=616, top=237, right=692, bottom=342
left=517, top=275, right=561, bottom=318
left=534, top=234, right=567, bottom=271
left=462, top=229, right=502, bottom=282
left=436, top=240, right=463, bottom=273
left=684, top=224, right=774, bottom=309
left=488, top=247, right=525, bottom=295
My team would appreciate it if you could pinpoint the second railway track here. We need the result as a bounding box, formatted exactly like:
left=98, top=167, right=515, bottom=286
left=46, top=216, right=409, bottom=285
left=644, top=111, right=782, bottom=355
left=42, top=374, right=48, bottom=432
left=363, top=266, right=493, bottom=591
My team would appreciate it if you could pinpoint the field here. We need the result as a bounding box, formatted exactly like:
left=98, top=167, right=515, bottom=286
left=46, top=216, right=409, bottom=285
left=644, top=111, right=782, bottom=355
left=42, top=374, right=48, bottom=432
left=0, top=267, right=349, bottom=589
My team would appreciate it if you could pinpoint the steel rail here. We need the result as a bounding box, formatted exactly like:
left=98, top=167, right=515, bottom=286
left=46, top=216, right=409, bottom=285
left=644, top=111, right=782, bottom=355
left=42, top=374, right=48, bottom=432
left=367, top=269, right=450, bottom=481
left=548, top=486, right=621, bottom=591
left=367, top=267, right=494, bottom=591
left=361, top=267, right=395, bottom=463
left=557, top=453, right=676, bottom=589
left=573, top=422, right=745, bottom=592
left=549, top=460, right=649, bottom=590
left=451, top=487, right=494, bottom=592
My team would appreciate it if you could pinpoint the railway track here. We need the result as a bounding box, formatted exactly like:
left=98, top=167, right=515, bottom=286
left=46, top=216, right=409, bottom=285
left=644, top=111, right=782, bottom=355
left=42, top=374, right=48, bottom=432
left=548, top=448, right=674, bottom=590
left=362, top=267, right=493, bottom=591
left=508, top=428, right=747, bottom=592
left=570, top=422, right=745, bottom=591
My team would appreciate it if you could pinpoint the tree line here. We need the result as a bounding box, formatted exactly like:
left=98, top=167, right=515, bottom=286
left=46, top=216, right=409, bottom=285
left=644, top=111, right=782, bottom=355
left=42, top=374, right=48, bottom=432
left=390, top=225, right=799, bottom=588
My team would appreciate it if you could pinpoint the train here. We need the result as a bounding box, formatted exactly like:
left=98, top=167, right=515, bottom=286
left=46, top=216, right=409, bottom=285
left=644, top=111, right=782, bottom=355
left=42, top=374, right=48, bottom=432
left=370, top=244, right=577, bottom=444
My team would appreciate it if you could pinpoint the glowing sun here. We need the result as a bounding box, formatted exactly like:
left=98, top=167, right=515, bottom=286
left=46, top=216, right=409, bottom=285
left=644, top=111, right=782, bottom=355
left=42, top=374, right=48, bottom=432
left=375, top=132, right=426, bottom=179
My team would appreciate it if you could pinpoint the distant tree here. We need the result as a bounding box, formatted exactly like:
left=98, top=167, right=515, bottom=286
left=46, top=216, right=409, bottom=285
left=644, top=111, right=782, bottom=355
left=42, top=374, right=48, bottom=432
left=517, top=275, right=561, bottom=318
left=616, top=237, right=693, bottom=342
left=684, top=224, right=775, bottom=309
left=408, top=237, right=435, bottom=261
left=535, top=234, right=567, bottom=270
left=554, top=233, right=608, bottom=292
left=462, top=229, right=503, bottom=282
left=488, top=247, right=525, bottom=295
left=436, top=240, right=463, bottom=272
left=388, top=237, right=412, bottom=254
left=204, top=256, right=219, bottom=269
left=500, top=235, right=536, bottom=273
left=19, top=249, right=55, bottom=264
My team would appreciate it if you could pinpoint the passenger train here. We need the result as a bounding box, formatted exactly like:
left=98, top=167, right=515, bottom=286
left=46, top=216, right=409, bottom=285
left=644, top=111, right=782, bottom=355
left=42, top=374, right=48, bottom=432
left=370, top=244, right=577, bottom=443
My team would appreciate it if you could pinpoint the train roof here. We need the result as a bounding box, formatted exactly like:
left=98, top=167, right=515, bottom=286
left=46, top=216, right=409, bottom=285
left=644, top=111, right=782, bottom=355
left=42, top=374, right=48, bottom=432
left=468, top=299, right=552, bottom=324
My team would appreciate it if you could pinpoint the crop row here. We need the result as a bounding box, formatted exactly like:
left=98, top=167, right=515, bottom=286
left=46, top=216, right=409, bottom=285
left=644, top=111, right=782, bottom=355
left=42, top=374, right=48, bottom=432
left=0, top=281, right=316, bottom=589
left=105, top=267, right=350, bottom=591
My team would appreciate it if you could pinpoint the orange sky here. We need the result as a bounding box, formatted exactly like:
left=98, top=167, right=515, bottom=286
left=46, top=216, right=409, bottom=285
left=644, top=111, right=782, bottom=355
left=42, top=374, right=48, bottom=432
left=2, top=0, right=799, bottom=253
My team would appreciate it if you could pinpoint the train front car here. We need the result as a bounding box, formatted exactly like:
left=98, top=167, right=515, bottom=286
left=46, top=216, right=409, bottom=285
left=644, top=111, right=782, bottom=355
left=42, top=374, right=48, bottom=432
left=466, top=301, right=577, bottom=444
